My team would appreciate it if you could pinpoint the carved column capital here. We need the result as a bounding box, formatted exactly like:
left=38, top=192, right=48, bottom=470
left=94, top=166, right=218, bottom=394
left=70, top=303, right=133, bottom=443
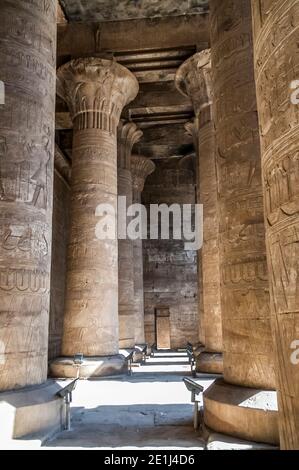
left=175, top=49, right=212, bottom=118
left=57, top=58, right=139, bottom=134
left=131, top=155, right=155, bottom=193
left=117, top=121, right=143, bottom=170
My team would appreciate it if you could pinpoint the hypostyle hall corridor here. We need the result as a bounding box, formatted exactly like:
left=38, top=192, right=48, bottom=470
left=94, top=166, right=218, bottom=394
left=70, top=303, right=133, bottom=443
left=1, top=0, right=299, bottom=453
left=7, top=350, right=274, bottom=451
left=44, top=351, right=210, bottom=450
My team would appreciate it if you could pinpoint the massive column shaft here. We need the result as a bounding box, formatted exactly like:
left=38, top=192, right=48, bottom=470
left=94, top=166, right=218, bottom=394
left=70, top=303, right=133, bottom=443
left=252, top=0, right=299, bottom=449
left=117, top=122, right=143, bottom=348
left=0, top=0, right=57, bottom=390
left=56, top=59, right=138, bottom=362
left=176, top=50, right=223, bottom=373
left=185, top=122, right=205, bottom=349
left=203, top=0, right=278, bottom=444
left=131, top=155, right=155, bottom=345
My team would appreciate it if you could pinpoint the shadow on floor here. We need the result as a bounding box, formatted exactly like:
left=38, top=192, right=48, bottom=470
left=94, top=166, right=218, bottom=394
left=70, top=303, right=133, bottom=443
left=86, top=372, right=221, bottom=383
left=44, top=403, right=204, bottom=449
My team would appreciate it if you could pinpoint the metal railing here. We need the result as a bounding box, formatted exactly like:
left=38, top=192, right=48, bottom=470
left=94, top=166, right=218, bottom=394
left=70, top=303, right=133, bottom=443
left=183, top=377, right=204, bottom=430
left=56, top=378, right=78, bottom=431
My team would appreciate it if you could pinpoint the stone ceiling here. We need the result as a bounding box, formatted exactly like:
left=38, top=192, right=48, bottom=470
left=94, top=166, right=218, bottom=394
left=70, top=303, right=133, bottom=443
left=59, top=0, right=209, bottom=22
left=56, top=4, right=210, bottom=164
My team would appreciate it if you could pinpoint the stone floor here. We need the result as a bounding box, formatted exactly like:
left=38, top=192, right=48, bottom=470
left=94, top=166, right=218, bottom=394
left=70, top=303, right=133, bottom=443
left=43, top=351, right=214, bottom=450
left=2, top=351, right=277, bottom=450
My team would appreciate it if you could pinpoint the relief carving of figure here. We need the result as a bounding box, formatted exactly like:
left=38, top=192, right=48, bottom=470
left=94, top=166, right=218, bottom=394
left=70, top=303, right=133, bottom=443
left=26, top=126, right=51, bottom=209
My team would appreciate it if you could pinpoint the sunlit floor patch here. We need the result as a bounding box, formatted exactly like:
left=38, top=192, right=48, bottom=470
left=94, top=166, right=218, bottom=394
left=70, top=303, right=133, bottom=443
left=43, top=352, right=215, bottom=450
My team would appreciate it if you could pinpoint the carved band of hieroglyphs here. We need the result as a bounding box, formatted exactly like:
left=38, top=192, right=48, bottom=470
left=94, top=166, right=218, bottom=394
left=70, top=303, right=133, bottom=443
left=254, top=6, right=299, bottom=78
left=0, top=268, right=49, bottom=292
left=222, top=260, right=268, bottom=285
left=0, top=95, right=50, bottom=132
left=0, top=49, right=54, bottom=85
left=0, top=10, right=55, bottom=63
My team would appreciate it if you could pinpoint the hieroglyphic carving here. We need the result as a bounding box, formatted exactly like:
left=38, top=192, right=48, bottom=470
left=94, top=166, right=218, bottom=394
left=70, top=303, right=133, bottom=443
left=0, top=224, right=48, bottom=257
left=252, top=0, right=299, bottom=448
left=56, top=59, right=138, bottom=358
left=0, top=268, right=49, bottom=292
left=0, top=0, right=56, bottom=391
left=209, top=0, right=275, bottom=390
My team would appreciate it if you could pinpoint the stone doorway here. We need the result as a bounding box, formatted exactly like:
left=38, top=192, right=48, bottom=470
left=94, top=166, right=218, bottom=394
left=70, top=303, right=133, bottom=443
left=155, top=307, right=171, bottom=349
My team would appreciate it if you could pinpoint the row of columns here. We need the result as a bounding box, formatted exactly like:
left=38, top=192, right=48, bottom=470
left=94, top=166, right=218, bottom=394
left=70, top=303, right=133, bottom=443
left=175, top=0, right=299, bottom=450
left=117, top=122, right=155, bottom=349
left=0, top=0, right=299, bottom=449
left=51, top=59, right=155, bottom=376
left=176, top=50, right=223, bottom=373
left=0, top=1, right=153, bottom=388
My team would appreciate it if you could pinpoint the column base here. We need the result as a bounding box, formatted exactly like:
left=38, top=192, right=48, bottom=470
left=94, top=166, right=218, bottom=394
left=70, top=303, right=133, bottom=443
left=203, top=378, right=279, bottom=445
left=119, top=346, right=145, bottom=363
left=196, top=352, right=223, bottom=374
left=206, top=432, right=279, bottom=450
left=0, top=380, right=64, bottom=444
left=134, top=344, right=147, bottom=363
left=50, top=355, right=127, bottom=379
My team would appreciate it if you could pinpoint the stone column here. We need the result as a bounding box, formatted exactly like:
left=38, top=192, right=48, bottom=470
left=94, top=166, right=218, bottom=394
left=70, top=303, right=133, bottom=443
left=131, top=155, right=155, bottom=345
left=0, top=1, right=64, bottom=441
left=185, top=122, right=205, bottom=350
left=117, top=122, right=143, bottom=349
left=176, top=50, right=223, bottom=374
left=0, top=0, right=56, bottom=391
left=251, top=0, right=299, bottom=449
left=202, top=0, right=279, bottom=445
left=51, top=58, right=138, bottom=378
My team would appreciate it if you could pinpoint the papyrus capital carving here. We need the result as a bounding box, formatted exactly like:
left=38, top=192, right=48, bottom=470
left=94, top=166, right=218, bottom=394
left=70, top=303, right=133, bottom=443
left=175, top=49, right=212, bottom=117
left=117, top=121, right=143, bottom=170
left=131, top=155, right=155, bottom=193
left=57, top=58, right=139, bottom=134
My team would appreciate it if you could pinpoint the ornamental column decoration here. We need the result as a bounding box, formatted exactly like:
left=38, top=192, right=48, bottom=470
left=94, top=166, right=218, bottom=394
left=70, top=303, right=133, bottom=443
left=131, top=155, right=155, bottom=345
left=51, top=58, right=138, bottom=378
left=176, top=50, right=223, bottom=374
left=117, top=121, right=143, bottom=349
left=252, top=0, right=299, bottom=449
